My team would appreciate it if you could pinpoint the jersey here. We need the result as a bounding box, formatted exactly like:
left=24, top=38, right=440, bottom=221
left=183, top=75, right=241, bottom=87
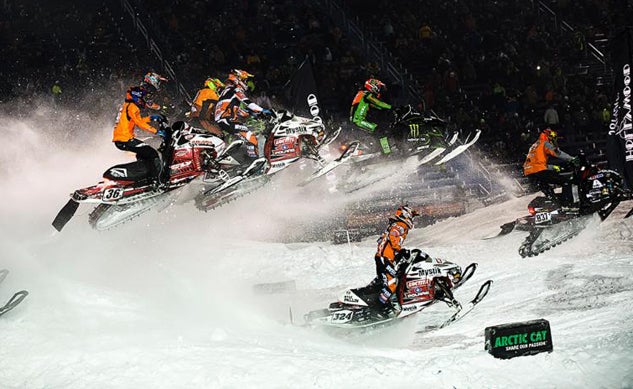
left=350, top=90, right=392, bottom=132
left=214, top=85, right=264, bottom=123
left=112, top=101, right=157, bottom=142
left=523, top=132, right=573, bottom=176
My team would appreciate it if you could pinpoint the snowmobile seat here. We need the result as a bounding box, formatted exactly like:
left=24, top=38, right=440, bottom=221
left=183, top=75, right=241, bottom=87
left=103, top=159, right=159, bottom=181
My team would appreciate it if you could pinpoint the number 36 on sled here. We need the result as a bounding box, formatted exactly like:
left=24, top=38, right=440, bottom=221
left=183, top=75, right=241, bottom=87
left=51, top=120, right=228, bottom=231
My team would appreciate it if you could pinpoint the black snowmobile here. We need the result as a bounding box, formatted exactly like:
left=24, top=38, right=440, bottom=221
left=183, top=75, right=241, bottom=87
left=496, top=155, right=632, bottom=257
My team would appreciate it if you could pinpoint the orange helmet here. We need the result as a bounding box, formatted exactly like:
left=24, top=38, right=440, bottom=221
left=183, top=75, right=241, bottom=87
left=227, top=69, right=254, bottom=90
left=365, top=78, right=386, bottom=94
left=394, top=205, right=419, bottom=229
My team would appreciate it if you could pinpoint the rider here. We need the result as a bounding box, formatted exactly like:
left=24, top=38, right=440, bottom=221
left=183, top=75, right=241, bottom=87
left=112, top=86, right=167, bottom=187
left=368, top=205, right=419, bottom=319
left=523, top=128, right=578, bottom=205
left=350, top=78, right=393, bottom=154
left=190, top=77, right=225, bottom=136
left=214, top=69, right=272, bottom=163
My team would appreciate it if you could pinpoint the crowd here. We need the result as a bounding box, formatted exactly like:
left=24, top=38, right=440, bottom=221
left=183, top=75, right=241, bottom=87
left=0, top=0, right=625, bottom=166
left=342, top=0, right=621, bottom=163
left=0, top=0, right=155, bottom=116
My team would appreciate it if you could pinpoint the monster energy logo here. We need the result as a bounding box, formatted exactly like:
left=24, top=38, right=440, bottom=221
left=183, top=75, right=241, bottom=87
left=409, top=123, right=420, bottom=138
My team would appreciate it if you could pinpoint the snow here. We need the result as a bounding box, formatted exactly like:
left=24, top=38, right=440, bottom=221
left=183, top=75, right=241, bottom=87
left=1, top=114, right=633, bottom=388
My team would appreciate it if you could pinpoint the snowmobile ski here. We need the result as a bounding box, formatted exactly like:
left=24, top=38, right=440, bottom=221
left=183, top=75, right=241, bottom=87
left=300, top=141, right=360, bottom=186
left=52, top=199, right=80, bottom=232
left=321, top=126, right=342, bottom=146
left=0, top=290, right=28, bottom=318
left=0, top=270, right=29, bottom=318
left=434, top=129, right=481, bottom=165
left=439, top=280, right=492, bottom=328
left=202, top=157, right=267, bottom=196
left=483, top=220, right=519, bottom=239
left=417, top=131, right=459, bottom=164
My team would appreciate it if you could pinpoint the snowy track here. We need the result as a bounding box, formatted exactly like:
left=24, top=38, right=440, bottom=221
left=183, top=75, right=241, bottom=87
left=0, top=116, right=632, bottom=388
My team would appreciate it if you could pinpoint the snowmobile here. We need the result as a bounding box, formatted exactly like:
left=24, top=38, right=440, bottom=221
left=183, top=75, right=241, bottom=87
left=493, top=155, right=632, bottom=257
left=195, top=109, right=342, bottom=210
left=388, top=104, right=481, bottom=165
left=301, top=104, right=480, bottom=187
left=303, top=249, right=492, bottom=330
left=52, top=119, right=245, bottom=231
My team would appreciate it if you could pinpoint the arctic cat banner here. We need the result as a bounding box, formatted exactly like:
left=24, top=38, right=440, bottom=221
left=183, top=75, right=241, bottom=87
left=608, top=27, right=633, bottom=189
left=485, top=319, right=553, bottom=359
left=287, top=57, right=322, bottom=121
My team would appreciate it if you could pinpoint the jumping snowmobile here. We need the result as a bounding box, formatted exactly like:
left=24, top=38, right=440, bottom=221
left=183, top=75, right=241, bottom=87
left=388, top=104, right=481, bottom=165
left=195, top=109, right=342, bottom=210
left=494, top=155, right=632, bottom=257
left=302, top=104, right=480, bottom=186
left=303, top=249, right=492, bottom=330
left=52, top=119, right=246, bottom=231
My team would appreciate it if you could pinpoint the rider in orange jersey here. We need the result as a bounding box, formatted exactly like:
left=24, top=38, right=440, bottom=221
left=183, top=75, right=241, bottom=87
left=112, top=86, right=166, bottom=185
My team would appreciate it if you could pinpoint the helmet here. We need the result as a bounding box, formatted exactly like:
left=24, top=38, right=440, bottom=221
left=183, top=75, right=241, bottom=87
left=394, top=205, right=419, bottom=229
left=127, top=86, right=147, bottom=107
left=542, top=128, right=558, bottom=145
left=205, top=77, right=225, bottom=91
left=142, top=72, right=168, bottom=92
left=364, top=78, right=386, bottom=95
left=227, top=69, right=254, bottom=90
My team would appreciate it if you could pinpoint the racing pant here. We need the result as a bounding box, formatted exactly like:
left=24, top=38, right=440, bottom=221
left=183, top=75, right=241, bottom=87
left=217, top=118, right=260, bottom=159
left=352, top=113, right=394, bottom=154
left=114, top=138, right=161, bottom=181
left=372, top=255, right=398, bottom=306
left=527, top=169, right=575, bottom=205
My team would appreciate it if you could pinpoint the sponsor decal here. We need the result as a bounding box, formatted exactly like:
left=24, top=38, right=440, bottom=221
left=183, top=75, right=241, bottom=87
left=417, top=267, right=441, bottom=277
left=109, top=168, right=127, bottom=178
left=409, top=123, right=420, bottom=138
left=610, top=64, right=633, bottom=161
left=401, top=304, right=419, bottom=312
left=343, top=292, right=360, bottom=304
left=270, top=162, right=287, bottom=169
left=274, top=137, right=295, bottom=146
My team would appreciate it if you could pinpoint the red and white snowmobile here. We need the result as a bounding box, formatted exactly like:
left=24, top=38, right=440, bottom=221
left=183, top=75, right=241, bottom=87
left=194, top=109, right=342, bottom=211
left=303, top=249, right=492, bottom=330
left=52, top=120, right=242, bottom=231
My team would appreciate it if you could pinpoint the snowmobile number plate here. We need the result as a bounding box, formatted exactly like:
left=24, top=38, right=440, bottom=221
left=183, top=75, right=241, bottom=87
left=102, top=188, right=124, bottom=201
left=534, top=212, right=551, bottom=224
left=330, top=310, right=354, bottom=324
